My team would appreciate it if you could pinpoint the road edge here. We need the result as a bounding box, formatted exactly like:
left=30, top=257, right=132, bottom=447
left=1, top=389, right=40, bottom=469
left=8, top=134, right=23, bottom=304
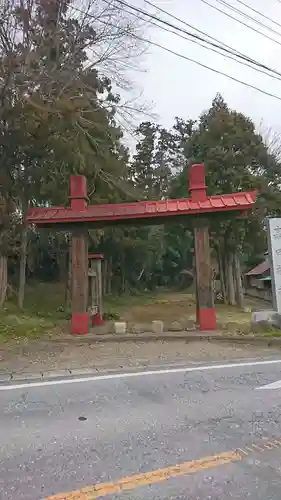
left=1, top=334, right=281, bottom=384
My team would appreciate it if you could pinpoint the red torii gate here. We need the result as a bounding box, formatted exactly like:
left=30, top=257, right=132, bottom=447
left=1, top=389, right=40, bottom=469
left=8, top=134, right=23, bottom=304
left=27, top=163, right=257, bottom=334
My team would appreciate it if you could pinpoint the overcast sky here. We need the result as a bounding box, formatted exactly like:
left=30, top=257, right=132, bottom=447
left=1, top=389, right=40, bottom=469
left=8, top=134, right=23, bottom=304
left=124, top=0, right=281, bottom=139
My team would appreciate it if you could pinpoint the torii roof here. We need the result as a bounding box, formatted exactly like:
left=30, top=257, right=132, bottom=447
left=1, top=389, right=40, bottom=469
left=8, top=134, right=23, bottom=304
left=27, top=191, right=257, bottom=228
left=27, top=164, right=258, bottom=228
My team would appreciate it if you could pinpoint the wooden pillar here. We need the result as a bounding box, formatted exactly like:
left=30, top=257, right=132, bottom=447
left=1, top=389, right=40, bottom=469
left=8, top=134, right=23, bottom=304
left=193, top=220, right=216, bottom=330
left=71, top=229, right=89, bottom=334
left=189, top=163, right=216, bottom=331
left=69, top=176, right=89, bottom=334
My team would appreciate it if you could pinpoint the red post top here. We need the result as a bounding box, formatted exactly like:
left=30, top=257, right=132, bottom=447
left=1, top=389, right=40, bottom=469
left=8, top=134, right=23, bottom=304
left=88, top=253, right=104, bottom=260
left=69, top=176, right=88, bottom=211
left=188, top=163, right=207, bottom=202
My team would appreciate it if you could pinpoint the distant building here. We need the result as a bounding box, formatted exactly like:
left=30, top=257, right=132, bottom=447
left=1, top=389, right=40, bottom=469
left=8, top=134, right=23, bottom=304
left=244, top=257, right=271, bottom=301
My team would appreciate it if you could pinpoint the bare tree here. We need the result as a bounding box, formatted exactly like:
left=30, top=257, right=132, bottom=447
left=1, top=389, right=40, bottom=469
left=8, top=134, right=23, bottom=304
left=0, top=0, right=151, bottom=308
left=259, top=120, right=281, bottom=160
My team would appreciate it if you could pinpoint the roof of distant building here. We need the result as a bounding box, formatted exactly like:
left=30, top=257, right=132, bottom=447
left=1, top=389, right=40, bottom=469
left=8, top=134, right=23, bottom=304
left=245, top=259, right=270, bottom=276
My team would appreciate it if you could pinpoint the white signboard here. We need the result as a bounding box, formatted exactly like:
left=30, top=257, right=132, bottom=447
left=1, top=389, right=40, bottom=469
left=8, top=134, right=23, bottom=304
left=267, top=218, right=281, bottom=313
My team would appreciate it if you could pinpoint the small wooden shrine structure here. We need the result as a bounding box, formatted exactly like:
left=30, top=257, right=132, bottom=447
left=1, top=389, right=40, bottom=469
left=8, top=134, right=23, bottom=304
left=88, top=253, right=104, bottom=326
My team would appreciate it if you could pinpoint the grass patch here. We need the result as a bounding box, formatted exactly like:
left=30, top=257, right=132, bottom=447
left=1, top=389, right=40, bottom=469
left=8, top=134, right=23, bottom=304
left=0, top=284, right=157, bottom=342
left=104, top=291, right=157, bottom=318
left=114, top=292, right=196, bottom=323
left=0, top=313, right=56, bottom=342
left=215, top=305, right=281, bottom=337
left=249, top=322, right=281, bottom=337
left=105, top=292, right=257, bottom=330
left=256, top=329, right=281, bottom=337
left=215, top=304, right=252, bottom=334
left=0, top=282, right=68, bottom=343
left=23, top=282, right=68, bottom=318
left=0, top=283, right=278, bottom=342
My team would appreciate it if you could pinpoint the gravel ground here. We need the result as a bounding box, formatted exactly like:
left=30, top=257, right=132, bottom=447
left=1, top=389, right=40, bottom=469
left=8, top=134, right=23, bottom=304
left=0, top=339, right=280, bottom=375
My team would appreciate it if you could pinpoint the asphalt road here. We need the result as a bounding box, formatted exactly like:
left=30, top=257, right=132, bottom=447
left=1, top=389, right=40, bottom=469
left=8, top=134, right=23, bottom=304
left=1, top=356, right=281, bottom=499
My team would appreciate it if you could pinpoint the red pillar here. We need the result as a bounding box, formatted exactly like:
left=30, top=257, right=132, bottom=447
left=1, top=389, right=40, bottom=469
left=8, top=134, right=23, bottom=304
left=69, top=176, right=89, bottom=334
left=189, top=164, right=216, bottom=331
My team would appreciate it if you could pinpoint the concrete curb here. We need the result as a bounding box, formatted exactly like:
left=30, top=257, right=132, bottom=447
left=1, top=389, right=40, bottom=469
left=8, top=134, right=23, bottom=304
left=53, top=332, right=281, bottom=345
left=1, top=334, right=281, bottom=384
left=0, top=368, right=96, bottom=384
left=0, top=361, right=203, bottom=384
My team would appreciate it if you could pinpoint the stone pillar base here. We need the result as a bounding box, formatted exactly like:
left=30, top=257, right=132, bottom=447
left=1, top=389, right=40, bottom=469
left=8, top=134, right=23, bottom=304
left=72, top=313, right=89, bottom=334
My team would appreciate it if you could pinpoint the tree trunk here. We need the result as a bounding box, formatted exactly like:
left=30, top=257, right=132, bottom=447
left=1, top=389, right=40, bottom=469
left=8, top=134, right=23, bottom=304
left=58, top=250, right=67, bottom=283
left=107, top=256, right=112, bottom=295
left=102, top=259, right=107, bottom=296
left=217, top=247, right=227, bottom=304
left=234, top=251, right=244, bottom=308
left=226, top=251, right=235, bottom=306
left=121, top=253, right=125, bottom=293
left=18, top=217, right=28, bottom=309
left=0, top=255, right=7, bottom=309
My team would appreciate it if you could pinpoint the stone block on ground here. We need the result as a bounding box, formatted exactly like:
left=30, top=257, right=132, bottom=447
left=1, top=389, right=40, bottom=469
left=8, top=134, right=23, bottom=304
left=113, top=322, right=127, bottom=335
left=251, top=310, right=281, bottom=330
left=90, top=323, right=111, bottom=335
left=167, top=321, right=184, bottom=332
left=152, top=320, right=164, bottom=335
left=127, top=323, right=152, bottom=334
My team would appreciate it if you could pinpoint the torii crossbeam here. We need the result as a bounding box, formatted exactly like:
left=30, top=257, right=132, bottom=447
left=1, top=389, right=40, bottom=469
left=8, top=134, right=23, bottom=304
left=27, top=164, right=257, bottom=334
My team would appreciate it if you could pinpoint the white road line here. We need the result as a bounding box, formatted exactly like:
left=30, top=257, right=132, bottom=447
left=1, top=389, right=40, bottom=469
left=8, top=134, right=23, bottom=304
left=0, top=358, right=281, bottom=391
left=257, top=379, right=281, bottom=390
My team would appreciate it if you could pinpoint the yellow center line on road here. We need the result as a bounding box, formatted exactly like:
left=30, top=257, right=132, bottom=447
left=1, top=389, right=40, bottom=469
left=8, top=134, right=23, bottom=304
left=45, top=451, right=241, bottom=500
left=45, top=437, right=281, bottom=500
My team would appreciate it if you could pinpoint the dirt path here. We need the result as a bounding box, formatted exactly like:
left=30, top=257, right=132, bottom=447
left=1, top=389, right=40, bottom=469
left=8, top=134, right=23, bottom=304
left=118, top=292, right=254, bottom=332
